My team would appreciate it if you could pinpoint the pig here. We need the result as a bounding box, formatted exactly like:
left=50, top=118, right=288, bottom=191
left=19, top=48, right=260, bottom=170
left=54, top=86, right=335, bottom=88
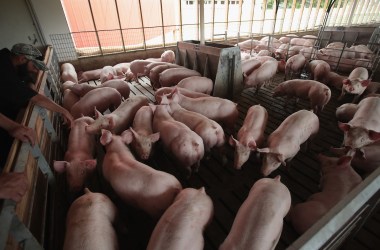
left=273, top=79, right=332, bottom=114
left=274, top=43, right=290, bottom=59
left=69, top=79, right=130, bottom=99
left=338, top=97, right=380, bottom=150
left=151, top=104, right=205, bottom=176
left=53, top=117, right=97, bottom=193
left=229, top=105, right=268, bottom=169
left=160, top=50, right=176, bottom=63
left=290, top=154, right=361, bottom=234
left=99, top=66, right=118, bottom=83
left=169, top=88, right=239, bottom=130
left=61, top=63, right=78, bottom=83
left=86, top=95, right=149, bottom=135
left=244, top=60, right=278, bottom=93
left=299, top=47, right=316, bottom=60
left=144, top=62, right=171, bottom=76
left=62, top=89, right=80, bottom=112
left=154, top=86, right=210, bottom=104
left=150, top=64, right=182, bottom=89
left=161, top=96, right=225, bottom=153
left=307, top=60, right=331, bottom=83
left=285, top=53, right=306, bottom=80
left=362, top=81, right=380, bottom=97
left=336, top=103, right=358, bottom=123
left=63, top=188, right=118, bottom=250
left=176, top=76, right=214, bottom=95
left=254, top=55, right=277, bottom=64
left=146, top=187, right=213, bottom=250
left=287, top=45, right=304, bottom=57
left=159, top=68, right=201, bottom=87
left=277, top=59, right=286, bottom=73
left=257, top=49, right=272, bottom=56
left=331, top=141, right=380, bottom=176
left=241, top=58, right=262, bottom=76
left=100, top=129, right=182, bottom=218
left=220, top=176, right=291, bottom=250
left=113, top=62, right=130, bottom=76
left=122, top=106, right=160, bottom=160
left=130, top=59, right=156, bottom=80
left=78, top=68, right=102, bottom=83
left=237, top=39, right=261, bottom=51
left=350, top=44, right=374, bottom=59
left=70, top=87, right=121, bottom=119
left=340, top=67, right=370, bottom=101
left=253, top=44, right=275, bottom=53
left=258, top=110, right=319, bottom=176
left=326, top=42, right=345, bottom=49
left=289, top=37, right=312, bottom=47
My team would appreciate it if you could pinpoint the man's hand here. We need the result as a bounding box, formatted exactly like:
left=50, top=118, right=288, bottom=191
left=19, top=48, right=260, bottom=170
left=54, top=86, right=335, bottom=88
left=9, top=125, right=36, bottom=146
left=0, top=172, right=29, bottom=202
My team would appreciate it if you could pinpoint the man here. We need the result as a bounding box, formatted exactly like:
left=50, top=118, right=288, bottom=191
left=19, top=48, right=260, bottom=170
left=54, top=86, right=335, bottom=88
left=0, top=43, right=74, bottom=168
left=0, top=113, right=33, bottom=202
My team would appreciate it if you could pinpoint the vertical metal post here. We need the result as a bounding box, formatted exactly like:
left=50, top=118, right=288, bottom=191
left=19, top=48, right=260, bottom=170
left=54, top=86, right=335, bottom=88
left=200, top=0, right=205, bottom=45
left=87, top=0, right=103, bottom=55
left=278, top=0, right=289, bottom=33
left=259, top=0, right=268, bottom=34
left=238, top=0, right=243, bottom=35
left=211, top=0, right=216, bottom=42
left=347, top=0, right=358, bottom=26
left=249, top=0, right=256, bottom=34
left=179, top=0, right=183, bottom=41
left=225, top=0, right=230, bottom=33
left=137, top=0, right=147, bottom=50
left=114, top=0, right=126, bottom=52
left=160, top=0, right=166, bottom=47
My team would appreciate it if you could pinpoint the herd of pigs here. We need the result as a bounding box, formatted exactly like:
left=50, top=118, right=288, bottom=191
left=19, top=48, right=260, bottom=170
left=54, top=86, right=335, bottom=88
left=53, top=37, right=380, bottom=249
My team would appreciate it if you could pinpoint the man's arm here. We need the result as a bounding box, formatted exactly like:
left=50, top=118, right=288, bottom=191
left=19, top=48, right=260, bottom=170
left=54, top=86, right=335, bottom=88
left=0, top=113, right=35, bottom=145
left=30, top=94, right=74, bottom=127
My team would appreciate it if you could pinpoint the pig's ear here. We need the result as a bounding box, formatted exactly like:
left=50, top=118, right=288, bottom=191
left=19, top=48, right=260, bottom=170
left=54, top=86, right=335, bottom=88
left=53, top=161, right=69, bottom=173
left=121, top=129, right=134, bottom=144
left=277, top=153, right=286, bottom=166
left=229, top=135, right=238, bottom=147
left=342, top=79, right=351, bottom=85
left=150, top=132, right=160, bottom=143
left=160, top=95, right=169, bottom=105
left=337, top=156, right=352, bottom=168
left=369, top=130, right=380, bottom=141
left=107, top=73, right=114, bottom=81
left=361, top=79, right=371, bottom=87
left=257, top=147, right=270, bottom=153
left=85, top=159, right=97, bottom=171
left=274, top=175, right=281, bottom=182
left=94, top=107, right=103, bottom=119
left=338, top=122, right=351, bottom=132
left=100, top=129, right=113, bottom=145
left=247, top=139, right=257, bottom=150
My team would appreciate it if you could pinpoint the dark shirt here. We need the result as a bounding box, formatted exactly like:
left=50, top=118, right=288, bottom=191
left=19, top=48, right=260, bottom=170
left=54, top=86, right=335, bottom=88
left=0, top=48, right=38, bottom=169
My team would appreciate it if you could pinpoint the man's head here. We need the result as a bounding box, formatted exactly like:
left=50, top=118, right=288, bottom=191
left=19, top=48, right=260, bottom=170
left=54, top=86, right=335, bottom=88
left=11, top=43, right=42, bottom=65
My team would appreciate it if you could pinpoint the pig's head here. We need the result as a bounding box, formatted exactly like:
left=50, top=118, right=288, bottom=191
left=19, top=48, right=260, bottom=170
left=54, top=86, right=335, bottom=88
left=123, top=128, right=160, bottom=160
left=85, top=108, right=114, bottom=134
left=257, top=148, right=285, bottom=176
left=338, top=122, right=380, bottom=149
left=317, top=153, right=352, bottom=176
left=342, top=79, right=370, bottom=94
left=53, top=159, right=97, bottom=193
left=229, top=135, right=256, bottom=169
left=161, top=50, right=175, bottom=63
left=272, top=85, right=285, bottom=97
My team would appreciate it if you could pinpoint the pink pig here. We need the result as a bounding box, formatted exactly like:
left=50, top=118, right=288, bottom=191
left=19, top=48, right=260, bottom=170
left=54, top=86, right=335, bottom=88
left=99, top=66, right=118, bottom=83
left=100, top=129, right=182, bottom=218
left=155, top=86, right=210, bottom=104
left=69, top=79, right=130, bottom=99
left=161, top=96, right=225, bottom=153
left=258, top=110, right=319, bottom=176
left=144, top=62, right=171, bottom=76
left=122, top=106, right=160, bottom=160
left=229, top=105, right=268, bottom=169
left=151, top=104, right=205, bottom=176
left=336, top=103, right=358, bottom=123
left=340, top=67, right=370, bottom=101
left=78, top=68, right=102, bottom=83
left=243, top=60, right=278, bottom=94
left=85, top=95, right=149, bottom=135
left=146, top=187, right=213, bottom=250
left=241, top=58, right=262, bottom=76
left=291, top=154, right=361, bottom=234
left=70, top=87, right=122, bottom=119
left=308, top=59, right=331, bottom=83
left=176, top=76, right=214, bottom=95
left=130, top=59, right=156, bottom=80
left=62, top=89, right=80, bottom=112
left=54, top=117, right=97, bottom=192
left=61, top=63, right=78, bottom=83
left=273, top=79, right=331, bottom=114
left=150, top=64, right=182, bottom=89
left=64, top=188, right=118, bottom=250
left=159, top=68, right=201, bottom=87
left=338, top=96, right=380, bottom=150
left=160, top=50, right=176, bottom=63
left=170, top=88, right=239, bottom=130
left=325, top=71, right=346, bottom=90
left=220, top=176, right=291, bottom=250
left=285, top=53, right=306, bottom=80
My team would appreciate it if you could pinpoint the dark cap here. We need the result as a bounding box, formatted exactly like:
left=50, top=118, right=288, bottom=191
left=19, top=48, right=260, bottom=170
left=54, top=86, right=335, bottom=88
left=11, top=43, right=42, bottom=60
left=30, top=58, right=48, bottom=71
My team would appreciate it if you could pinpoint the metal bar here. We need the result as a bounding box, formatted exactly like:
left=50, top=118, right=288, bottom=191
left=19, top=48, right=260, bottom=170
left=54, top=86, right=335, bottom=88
left=179, top=0, right=183, bottom=41
left=370, top=0, right=380, bottom=23
left=238, top=0, right=243, bottom=35
left=114, top=0, right=126, bottom=52
left=296, top=0, right=306, bottom=32
left=359, top=0, right=371, bottom=24
left=304, top=0, right=315, bottom=31
left=331, top=0, right=342, bottom=26
left=159, top=0, right=166, bottom=47
left=211, top=0, right=216, bottom=41
left=200, top=0, right=205, bottom=45
left=311, top=0, right=323, bottom=29
left=225, top=0, right=230, bottom=35
left=364, top=0, right=375, bottom=23
left=137, top=0, right=147, bottom=50
left=289, top=0, right=297, bottom=32
left=10, top=214, right=44, bottom=249
left=336, top=0, right=349, bottom=26
left=278, top=0, right=289, bottom=33
left=87, top=0, right=103, bottom=55
left=259, top=0, right=268, bottom=34
left=317, top=0, right=330, bottom=27
left=36, top=107, right=57, bottom=141
left=249, top=0, right=256, bottom=33
left=347, top=0, right=358, bottom=26
left=352, top=0, right=365, bottom=25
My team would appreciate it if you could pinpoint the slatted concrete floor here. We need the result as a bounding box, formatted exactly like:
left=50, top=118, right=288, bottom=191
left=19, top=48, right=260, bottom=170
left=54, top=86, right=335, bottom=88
left=54, top=75, right=380, bottom=250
